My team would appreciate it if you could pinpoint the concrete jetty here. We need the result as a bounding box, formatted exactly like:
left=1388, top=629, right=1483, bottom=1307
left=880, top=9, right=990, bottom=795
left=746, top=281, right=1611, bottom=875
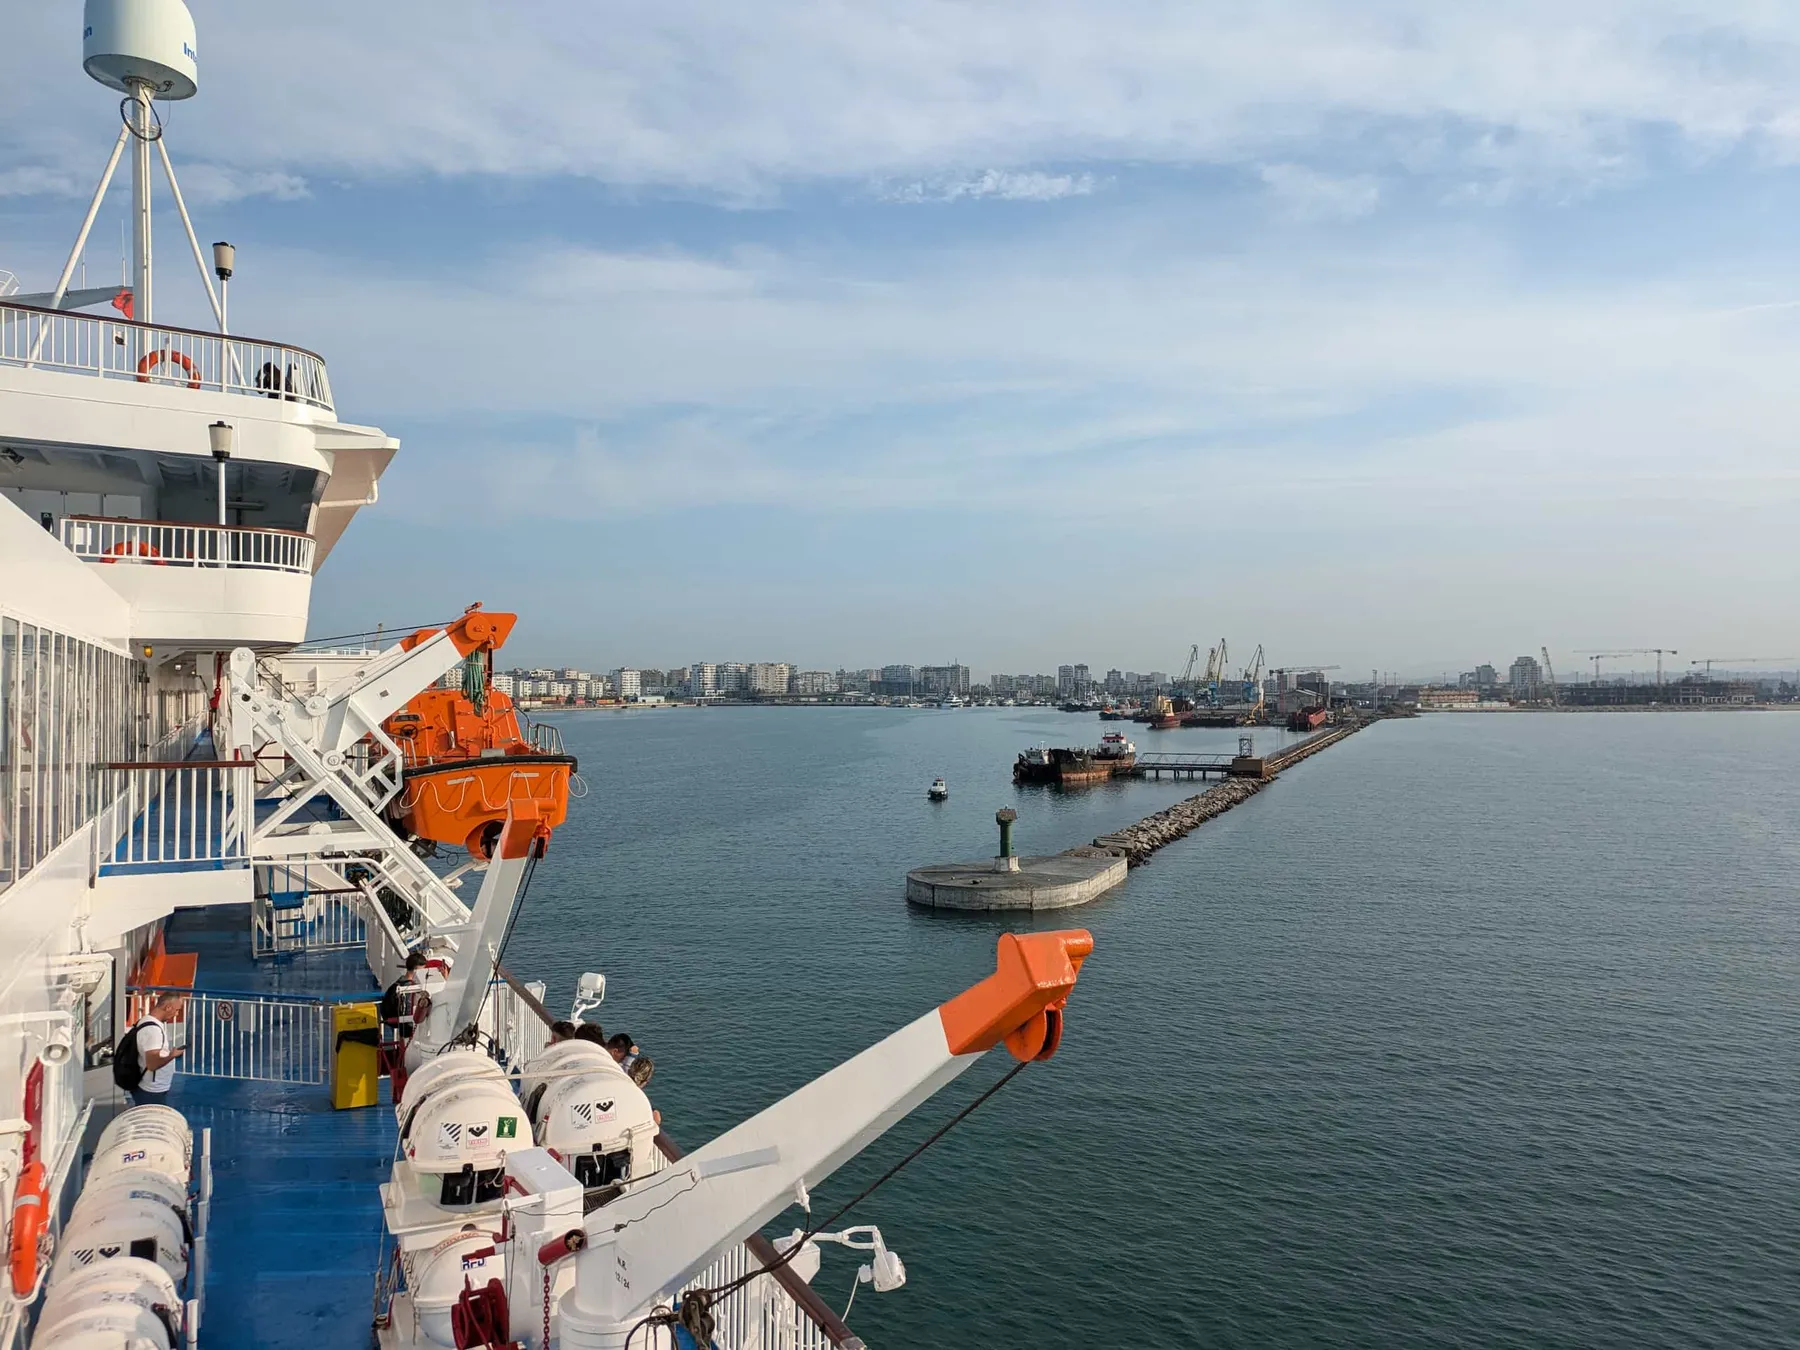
left=906, top=848, right=1128, bottom=911
left=1094, top=720, right=1366, bottom=866
left=1092, top=778, right=1265, bottom=865
left=908, top=720, right=1370, bottom=907
left=907, top=808, right=1127, bottom=911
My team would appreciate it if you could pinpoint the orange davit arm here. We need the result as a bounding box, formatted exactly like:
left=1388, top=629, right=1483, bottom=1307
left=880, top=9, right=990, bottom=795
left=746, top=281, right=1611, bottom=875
left=561, top=930, right=1094, bottom=1340
left=937, top=929, right=1093, bottom=1061
left=397, top=603, right=518, bottom=656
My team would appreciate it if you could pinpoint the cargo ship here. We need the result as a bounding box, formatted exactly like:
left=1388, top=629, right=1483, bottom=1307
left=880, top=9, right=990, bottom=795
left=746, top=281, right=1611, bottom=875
left=1288, top=706, right=1330, bottom=731
left=1014, top=733, right=1137, bottom=786
left=0, top=11, right=1097, bottom=1350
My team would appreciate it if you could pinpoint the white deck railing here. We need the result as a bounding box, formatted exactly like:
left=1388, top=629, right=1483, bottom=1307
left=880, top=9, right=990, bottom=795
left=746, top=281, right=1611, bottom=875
left=93, top=760, right=254, bottom=876
left=688, top=1241, right=846, bottom=1350
left=0, top=299, right=333, bottom=411
left=60, top=516, right=316, bottom=574
left=128, top=986, right=332, bottom=1084
left=251, top=887, right=370, bottom=958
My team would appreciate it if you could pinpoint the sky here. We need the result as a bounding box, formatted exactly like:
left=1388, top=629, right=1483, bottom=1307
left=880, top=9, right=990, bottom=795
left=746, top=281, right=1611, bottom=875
left=5, top=2, right=1800, bottom=679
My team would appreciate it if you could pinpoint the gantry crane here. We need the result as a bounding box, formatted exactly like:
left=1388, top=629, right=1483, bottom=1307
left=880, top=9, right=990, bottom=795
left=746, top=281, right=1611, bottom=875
left=1581, top=647, right=1679, bottom=685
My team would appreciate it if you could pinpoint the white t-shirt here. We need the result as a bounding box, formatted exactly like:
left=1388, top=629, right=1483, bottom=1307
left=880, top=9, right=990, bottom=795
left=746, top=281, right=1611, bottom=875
left=134, top=1017, right=176, bottom=1093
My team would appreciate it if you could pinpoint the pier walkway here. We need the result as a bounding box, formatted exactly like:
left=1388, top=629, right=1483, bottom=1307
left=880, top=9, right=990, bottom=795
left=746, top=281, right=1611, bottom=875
left=1125, top=753, right=1235, bottom=780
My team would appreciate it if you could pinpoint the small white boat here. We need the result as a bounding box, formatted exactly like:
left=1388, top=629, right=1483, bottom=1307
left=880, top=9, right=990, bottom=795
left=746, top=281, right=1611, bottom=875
left=928, top=777, right=949, bottom=801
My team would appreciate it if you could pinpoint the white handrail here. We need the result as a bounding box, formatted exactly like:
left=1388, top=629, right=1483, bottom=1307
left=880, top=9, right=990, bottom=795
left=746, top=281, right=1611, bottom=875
left=60, top=517, right=316, bottom=575
left=94, top=762, right=254, bottom=875
left=0, top=299, right=333, bottom=411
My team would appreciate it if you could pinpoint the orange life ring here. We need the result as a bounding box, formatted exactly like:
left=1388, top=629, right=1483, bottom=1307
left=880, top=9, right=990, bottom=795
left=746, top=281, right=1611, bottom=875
left=98, top=539, right=165, bottom=566
left=9, top=1160, right=49, bottom=1298
left=136, top=348, right=200, bottom=389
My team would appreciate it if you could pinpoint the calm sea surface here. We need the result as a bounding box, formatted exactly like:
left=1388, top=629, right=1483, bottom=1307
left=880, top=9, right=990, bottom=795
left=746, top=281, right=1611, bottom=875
left=507, top=707, right=1800, bottom=1348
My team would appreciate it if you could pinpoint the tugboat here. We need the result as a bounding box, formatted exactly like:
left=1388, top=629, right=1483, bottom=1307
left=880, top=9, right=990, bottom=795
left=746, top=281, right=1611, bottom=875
left=1094, top=731, right=1137, bottom=765
left=928, top=777, right=950, bottom=801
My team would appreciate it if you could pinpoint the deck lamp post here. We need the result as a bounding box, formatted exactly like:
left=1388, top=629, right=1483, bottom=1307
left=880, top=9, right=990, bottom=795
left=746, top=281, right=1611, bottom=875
left=212, top=241, right=234, bottom=333
left=208, top=420, right=232, bottom=553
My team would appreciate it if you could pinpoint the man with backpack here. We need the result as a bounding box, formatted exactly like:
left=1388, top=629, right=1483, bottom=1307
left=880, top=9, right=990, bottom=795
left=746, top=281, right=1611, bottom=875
left=113, top=995, right=186, bottom=1108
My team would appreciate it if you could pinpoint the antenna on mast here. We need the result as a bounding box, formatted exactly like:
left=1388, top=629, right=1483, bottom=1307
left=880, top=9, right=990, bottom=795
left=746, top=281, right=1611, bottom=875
left=81, top=0, right=198, bottom=326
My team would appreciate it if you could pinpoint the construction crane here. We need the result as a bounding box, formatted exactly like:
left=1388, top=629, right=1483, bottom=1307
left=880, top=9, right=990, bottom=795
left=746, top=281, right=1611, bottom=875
left=1689, top=656, right=1800, bottom=678
left=1581, top=648, right=1679, bottom=685
left=1540, top=647, right=1559, bottom=705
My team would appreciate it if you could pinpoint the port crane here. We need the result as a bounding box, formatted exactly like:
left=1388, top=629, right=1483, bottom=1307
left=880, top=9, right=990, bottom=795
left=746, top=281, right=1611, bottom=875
left=1581, top=647, right=1678, bottom=685
left=1229, top=644, right=1266, bottom=716
left=1540, top=647, right=1559, bottom=705
left=1196, top=639, right=1228, bottom=705
left=1175, top=644, right=1203, bottom=695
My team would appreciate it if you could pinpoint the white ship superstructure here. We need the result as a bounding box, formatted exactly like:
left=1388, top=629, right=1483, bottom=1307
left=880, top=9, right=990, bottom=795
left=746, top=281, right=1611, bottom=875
left=0, top=7, right=1094, bottom=1350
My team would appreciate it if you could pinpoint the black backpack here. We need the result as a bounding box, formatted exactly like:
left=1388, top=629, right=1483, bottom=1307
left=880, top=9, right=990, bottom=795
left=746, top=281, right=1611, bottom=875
left=112, top=1019, right=151, bottom=1091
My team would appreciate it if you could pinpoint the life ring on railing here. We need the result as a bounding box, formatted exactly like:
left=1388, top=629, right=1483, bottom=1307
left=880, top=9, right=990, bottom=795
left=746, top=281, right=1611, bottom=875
left=136, top=348, right=200, bottom=389
left=9, top=1160, right=50, bottom=1298
left=98, top=539, right=166, bottom=566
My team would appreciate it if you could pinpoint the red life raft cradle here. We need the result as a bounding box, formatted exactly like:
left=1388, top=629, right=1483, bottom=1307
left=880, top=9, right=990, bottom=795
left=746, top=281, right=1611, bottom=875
left=381, top=609, right=577, bottom=860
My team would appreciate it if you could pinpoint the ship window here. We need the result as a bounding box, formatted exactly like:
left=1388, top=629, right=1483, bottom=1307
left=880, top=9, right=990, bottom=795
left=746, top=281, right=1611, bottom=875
left=45, top=630, right=63, bottom=855
left=15, top=624, right=37, bottom=876
left=0, top=617, right=12, bottom=891
left=0, top=619, right=140, bottom=890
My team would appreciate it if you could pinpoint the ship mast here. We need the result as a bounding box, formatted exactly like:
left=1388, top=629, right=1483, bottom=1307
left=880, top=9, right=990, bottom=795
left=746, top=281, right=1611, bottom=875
left=30, top=0, right=223, bottom=330
left=128, top=78, right=155, bottom=322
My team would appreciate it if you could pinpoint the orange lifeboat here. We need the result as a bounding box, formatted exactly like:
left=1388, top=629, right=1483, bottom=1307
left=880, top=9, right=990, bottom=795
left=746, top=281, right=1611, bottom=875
left=381, top=609, right=577, bottom=859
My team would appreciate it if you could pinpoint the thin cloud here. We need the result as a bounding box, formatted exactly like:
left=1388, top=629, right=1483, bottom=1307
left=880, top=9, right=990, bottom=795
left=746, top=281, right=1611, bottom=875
left=0, top=166, right=85, bottom=198
left=1259, top=163, right=1381, bottom=221
left=881, top=169, right=1097, bottom=204
left=7, top=4, right=1800, bottom=197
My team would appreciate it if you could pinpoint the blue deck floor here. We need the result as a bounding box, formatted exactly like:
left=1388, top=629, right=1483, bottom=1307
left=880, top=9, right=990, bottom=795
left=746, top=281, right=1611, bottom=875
left=158, top=905, right=394, bottom=1350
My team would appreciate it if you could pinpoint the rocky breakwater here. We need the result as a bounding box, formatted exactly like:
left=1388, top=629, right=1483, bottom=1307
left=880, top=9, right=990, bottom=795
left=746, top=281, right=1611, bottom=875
left=1093, top=777, right=1266, bottom=866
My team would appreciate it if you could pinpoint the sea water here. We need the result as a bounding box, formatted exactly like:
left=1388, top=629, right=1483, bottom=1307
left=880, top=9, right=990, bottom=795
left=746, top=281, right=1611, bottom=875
left=508, top=707, right=1800, bottom=1348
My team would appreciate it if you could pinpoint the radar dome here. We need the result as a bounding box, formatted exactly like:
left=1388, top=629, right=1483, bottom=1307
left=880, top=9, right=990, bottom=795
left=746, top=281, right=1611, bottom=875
left=83, top=0, right=197, bottom=100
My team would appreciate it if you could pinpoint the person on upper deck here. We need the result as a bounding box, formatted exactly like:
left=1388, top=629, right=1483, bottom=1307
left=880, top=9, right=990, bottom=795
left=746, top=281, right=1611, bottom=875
left=122, top=995, right=186, bottom=1109
left=379, top=952, right=429, bottom=1040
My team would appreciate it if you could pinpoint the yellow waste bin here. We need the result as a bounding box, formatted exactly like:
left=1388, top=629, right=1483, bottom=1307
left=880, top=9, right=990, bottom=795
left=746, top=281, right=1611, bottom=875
left=331, top=1001, right=381, bottom=1109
